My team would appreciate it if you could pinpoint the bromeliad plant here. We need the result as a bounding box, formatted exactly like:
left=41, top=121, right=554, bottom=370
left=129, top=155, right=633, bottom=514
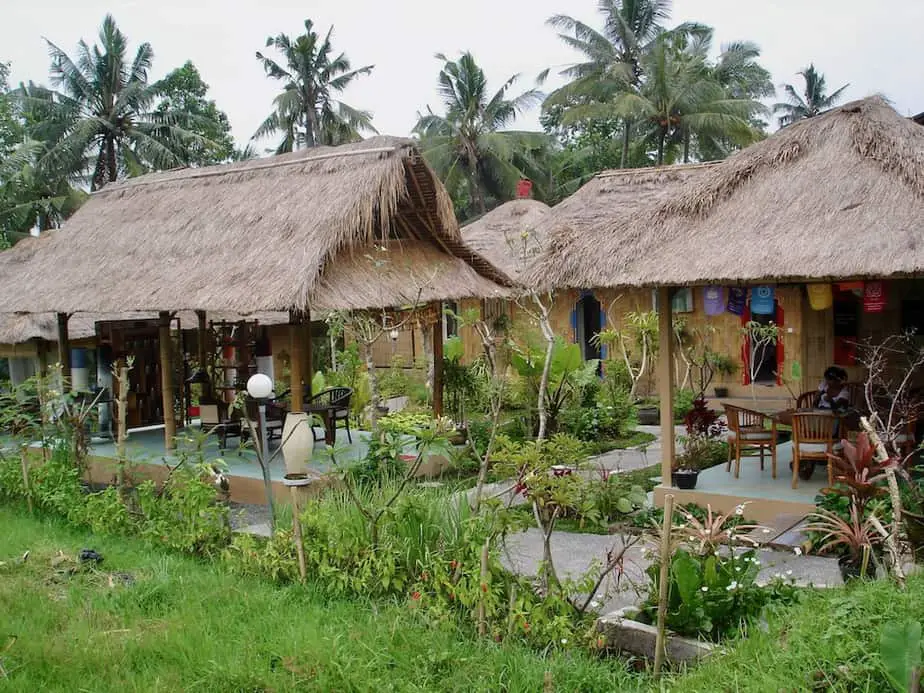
left=805, top=500, right=881, bottom=578
left=824, top=433, right=896, bottom=516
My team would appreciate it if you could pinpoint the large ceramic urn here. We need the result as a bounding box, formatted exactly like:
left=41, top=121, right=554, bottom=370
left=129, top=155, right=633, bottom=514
left=281, top=412, right=314, bottom=475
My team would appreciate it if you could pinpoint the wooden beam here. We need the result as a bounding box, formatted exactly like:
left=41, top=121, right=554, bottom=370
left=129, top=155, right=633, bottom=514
left=56, top=313, right=71, bottom=382
left=304, top=308, right=313, bottom=396
left=432, top=311, right=444, bottom=418
left=658, top=287, right=675, bottom=488
left=158, top=311, right=176, bottom=451
left=403, top=161, right=455, bottom=257
left=289, top=310, right=305, bottom=412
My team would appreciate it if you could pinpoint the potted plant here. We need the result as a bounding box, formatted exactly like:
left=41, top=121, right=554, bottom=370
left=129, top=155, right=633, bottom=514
left=805, top=502, right=880, bottom=581
left=637, top=398, right=659, bottom=426
left=672, top=438, right=710, bottom=489
left=710, top=354, right=737, bottom=399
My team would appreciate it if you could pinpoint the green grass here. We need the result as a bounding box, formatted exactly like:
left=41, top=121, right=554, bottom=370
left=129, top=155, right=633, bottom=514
left=0, top=505, right=641, bottom=692
left=665, top=573, right=924, bottom=692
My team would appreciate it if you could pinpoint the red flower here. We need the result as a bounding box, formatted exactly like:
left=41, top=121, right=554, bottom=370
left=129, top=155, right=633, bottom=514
left=411, top=591, right=421, bottom=601
left=522, top=621, right=530, bottom=632
left=480, top=583, right=488, bottom=593
left=420, top=571, right=429, bottom=582
left=449, top=592, right=455, bottom=601
left=449, top=560, right=458, bottom=570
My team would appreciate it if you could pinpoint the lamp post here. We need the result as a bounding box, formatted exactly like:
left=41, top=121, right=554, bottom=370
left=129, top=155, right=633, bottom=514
left=246, top=373, right=275, bottom=527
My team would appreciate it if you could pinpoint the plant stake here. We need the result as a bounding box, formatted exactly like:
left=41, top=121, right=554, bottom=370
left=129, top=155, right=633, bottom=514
left=654, top=493, right=675, bottom=678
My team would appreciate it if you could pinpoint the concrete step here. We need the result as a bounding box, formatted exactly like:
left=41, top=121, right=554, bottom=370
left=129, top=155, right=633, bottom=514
left=745, top=513, right=809, bottom=549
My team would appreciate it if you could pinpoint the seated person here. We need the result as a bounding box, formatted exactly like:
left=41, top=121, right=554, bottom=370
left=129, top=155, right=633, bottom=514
left=817, top=366, right=850, bottom=413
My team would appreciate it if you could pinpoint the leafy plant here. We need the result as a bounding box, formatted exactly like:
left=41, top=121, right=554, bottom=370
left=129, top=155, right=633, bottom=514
left=880, top=621, right=922, bottom=693
left=824, top=433, right=896, bottom=515
left=673, top=388, right=696, bottom=422
left=805, top=501, right=881, bottom=566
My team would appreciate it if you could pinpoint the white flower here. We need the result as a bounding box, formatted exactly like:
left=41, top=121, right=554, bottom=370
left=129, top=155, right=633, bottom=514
left=793, top=547, right=802, bottom=556
left=701, top=586, right=709, bottom=592
left=726, top=581, right=739, bottom=591
left=561, top=638, right=568, bottom=645
left=734, top=504, right=745, bottom=516
left=735, top=566, right=742, bottom=572
left=785, top=570, right=793, bottom=576
left=751, top=558, right=761, bottom=566
left=762, top=529, right=772, bottom=534
left=590, top=600, right=600, bottom=608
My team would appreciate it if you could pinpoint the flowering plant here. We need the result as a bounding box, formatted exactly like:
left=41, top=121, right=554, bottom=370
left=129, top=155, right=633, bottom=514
left=640, top=504, right=799, bottom=640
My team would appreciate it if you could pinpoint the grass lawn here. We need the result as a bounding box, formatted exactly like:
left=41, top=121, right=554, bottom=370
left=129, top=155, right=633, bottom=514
left=0, top=505, right=642, bottom=692
left=586, top=431, right=657, bottom=456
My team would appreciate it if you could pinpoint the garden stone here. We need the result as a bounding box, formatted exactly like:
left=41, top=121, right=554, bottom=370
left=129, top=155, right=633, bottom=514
left=596, top=608, right=715, bottom=662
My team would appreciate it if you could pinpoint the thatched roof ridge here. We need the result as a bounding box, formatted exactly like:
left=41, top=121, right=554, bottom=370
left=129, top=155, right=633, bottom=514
left=460, top=199, right=550, bottom=279
left=529, top=97, right=924, bottom=289
left=0, top=136, right=509, bottom=315
left=913, top=112, right=924, bottom=126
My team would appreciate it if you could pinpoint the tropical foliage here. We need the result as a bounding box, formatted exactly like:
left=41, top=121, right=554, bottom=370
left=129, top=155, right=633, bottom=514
left=254, top=19, right=375, bottom=152
left=773, top=63, right=849, bottom=127
left=414, top=52, right=549, bottom=220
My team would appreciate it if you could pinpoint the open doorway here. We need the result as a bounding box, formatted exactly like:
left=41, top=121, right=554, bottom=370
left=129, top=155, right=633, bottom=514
left=575, top=292, right=602, bottom=362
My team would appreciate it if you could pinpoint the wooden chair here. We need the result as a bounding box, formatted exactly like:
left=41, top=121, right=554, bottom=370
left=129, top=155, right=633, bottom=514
left=791, top=412, right=837, bottom=489
left=199, top=401, right=245, bottom=452
left=795, top=391, right=819, bottom=410
left=305, top=387, right=353, bottom=444
left=724, top=405, right=778, bottom=479
left=845, top=382, right=868, bottom=412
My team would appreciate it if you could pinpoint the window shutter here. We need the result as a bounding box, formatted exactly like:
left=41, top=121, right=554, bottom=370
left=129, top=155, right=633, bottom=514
left=570, top=307, right=577, bottom=343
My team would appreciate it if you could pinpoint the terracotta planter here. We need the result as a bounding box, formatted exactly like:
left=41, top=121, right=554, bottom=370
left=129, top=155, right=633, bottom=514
left=281, top=412, right=314, bottom=475
left=672, top=469, right=699, bottom=490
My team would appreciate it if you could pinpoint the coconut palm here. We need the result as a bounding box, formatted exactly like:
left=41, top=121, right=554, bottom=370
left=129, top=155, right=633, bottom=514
left=414, top=52, right=547, bottom=218
left=23, top=15, right=203, bottom=191
left=773, top=64, right=849, bottom=127
left=545, top=0, right=672, bottom=167
left=254, top=19, right=375, bottom=152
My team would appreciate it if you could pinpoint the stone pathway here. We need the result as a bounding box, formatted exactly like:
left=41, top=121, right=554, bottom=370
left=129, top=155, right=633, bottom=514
left=500, top=527, right=844, bottom=615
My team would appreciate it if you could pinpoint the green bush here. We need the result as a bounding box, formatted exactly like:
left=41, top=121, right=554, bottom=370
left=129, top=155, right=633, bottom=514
left=674, top=388, right=696, bottom=421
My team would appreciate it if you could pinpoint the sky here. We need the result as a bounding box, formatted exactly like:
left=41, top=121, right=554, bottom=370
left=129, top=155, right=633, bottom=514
left=3, top=0, right=922, bottom=149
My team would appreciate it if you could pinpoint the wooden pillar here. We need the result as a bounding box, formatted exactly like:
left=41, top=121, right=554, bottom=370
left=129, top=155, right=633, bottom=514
left=432, top=316, right=444, bottom=418
left=56, top=312, right=71, bottom=381
left=288, top=310, right=308, bottom=412
left=158, top=312, right=176, bottom=451
left=304, top=309, right=313, bottom=396
left=658, top=287, right=675, bottom=487
left=195, top=310, right=208, bottom=368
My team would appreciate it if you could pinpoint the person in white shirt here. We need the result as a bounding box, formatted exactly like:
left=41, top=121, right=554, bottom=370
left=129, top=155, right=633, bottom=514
left=817, top=366, right=850, bottom=412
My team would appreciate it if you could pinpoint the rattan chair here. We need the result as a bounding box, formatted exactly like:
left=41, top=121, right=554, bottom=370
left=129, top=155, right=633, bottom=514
left=791, top=412, right=837, bottom=489
left=724, top=404, right=778, bottom=479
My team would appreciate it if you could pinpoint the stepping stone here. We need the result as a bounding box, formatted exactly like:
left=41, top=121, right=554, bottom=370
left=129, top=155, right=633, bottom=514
left=746, top=513, right=807, bottom=548
left=237, top=522, right=272, bottom=538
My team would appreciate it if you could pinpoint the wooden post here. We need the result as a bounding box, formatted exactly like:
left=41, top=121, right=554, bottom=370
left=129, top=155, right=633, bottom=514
left=432, top=316, right=444, bottom=418
left=658, top=287, right=675, bottom=487
left=289, top=311, right=305, bottom=412
left=290, top=486, right=308, bottom=583
left=56, top=312, right=71, bottom=382
left=654, top=493, right=675, bottom=678
left=304, top=309, right=313, bottom=396
left=158, top=312, right=176, bottom=451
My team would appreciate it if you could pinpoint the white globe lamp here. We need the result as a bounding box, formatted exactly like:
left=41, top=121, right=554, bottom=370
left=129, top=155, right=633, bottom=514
left=246, top=373, right=273, bottom=400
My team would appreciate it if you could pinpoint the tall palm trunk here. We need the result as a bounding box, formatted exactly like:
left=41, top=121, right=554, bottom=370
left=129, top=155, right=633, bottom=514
left=683, top=130, right=691, bottom=164
left=620, top=118, right=631, bottom=169
left=106, top=137, right=117, bottom=185
left=657, top=129, right=667, bottom=166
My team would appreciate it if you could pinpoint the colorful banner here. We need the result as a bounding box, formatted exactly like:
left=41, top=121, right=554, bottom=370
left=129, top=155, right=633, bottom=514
left=703, top=286, right=725, bottom=315
left=726, top=287, right=746, bottom=315
left=863, top=281, right=887, bottom=313
left=807, top=283, right=833, bottom=311
left=750, top=286, right=775, bottom=315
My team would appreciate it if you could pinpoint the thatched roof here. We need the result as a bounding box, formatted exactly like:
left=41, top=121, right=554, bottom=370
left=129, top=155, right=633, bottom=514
left=0, top=311, right=291, bottom=346
left=527, top=97, right=924, bottom=289
left=913, top=112, right=924, bottom=126
left=460, top=199, right=550, bottom=279
left=0, top=137, right=509, bottom=316
left=524, top=163, right=716, bottom=288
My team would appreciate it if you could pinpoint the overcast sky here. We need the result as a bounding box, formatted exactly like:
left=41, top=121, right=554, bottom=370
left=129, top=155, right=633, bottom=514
left=3, top=0, right=922, bottom=150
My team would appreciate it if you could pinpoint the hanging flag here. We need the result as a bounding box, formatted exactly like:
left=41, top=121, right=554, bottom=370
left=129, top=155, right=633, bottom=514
left=516, top=179, right=533, bottom=198
left=807, top=283, right=833, bottom=311
left=751, top=286, right=775, bottom=315
left=703, top=286, right=725, bottom=315
left=726, top=287, right=747, bottom=315
left=863, top=281, right=887, bottom=313
left=837, top=281, right=864, bottom=295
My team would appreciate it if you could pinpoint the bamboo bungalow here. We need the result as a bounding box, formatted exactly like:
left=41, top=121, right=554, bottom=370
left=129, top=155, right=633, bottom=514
left=526, top=96, right=924, bottom=520
left=0, top=136, right=510, bottom=450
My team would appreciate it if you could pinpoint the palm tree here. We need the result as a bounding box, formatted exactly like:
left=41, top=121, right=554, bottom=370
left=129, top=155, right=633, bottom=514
left=773, top=64, right=849, bottom=127
left=254, top=20, right=375, bottom=152
left=546, top=0, right=672, bottom=168
left=23, top=15, right=203, bottom=191
left=414, top=52, right=547, bottom=218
